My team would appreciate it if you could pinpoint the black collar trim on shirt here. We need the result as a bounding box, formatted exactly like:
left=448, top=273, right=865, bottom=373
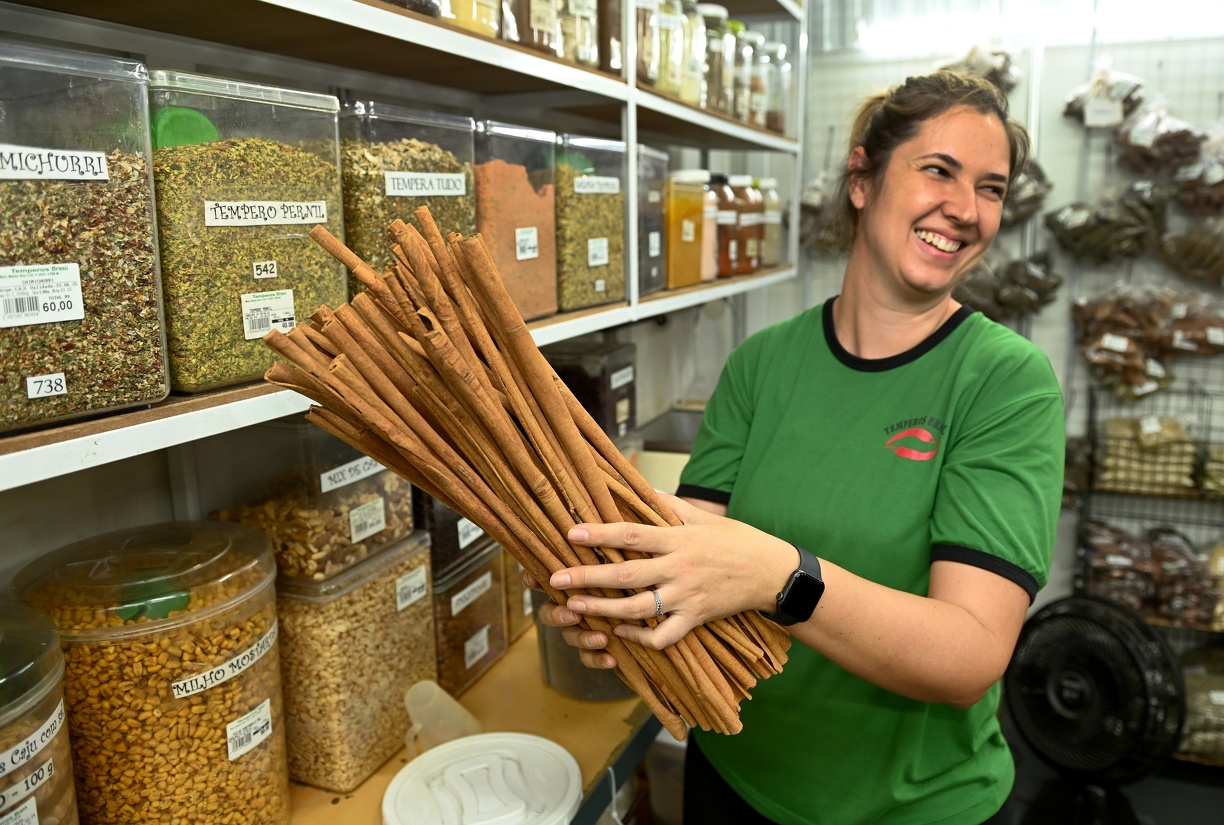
left=822, top=296, right=976, bottom=373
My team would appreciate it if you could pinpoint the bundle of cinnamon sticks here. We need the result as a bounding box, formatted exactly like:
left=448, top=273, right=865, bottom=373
left=262, top=206, right=789, bottom=740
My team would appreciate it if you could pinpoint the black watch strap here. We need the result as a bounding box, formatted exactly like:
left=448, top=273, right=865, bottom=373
left=763, top=545, right=825, bottom=626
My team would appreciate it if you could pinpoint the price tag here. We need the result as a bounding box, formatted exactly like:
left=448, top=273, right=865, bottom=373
left=227, top=699, right=273, bottom=761
left=25, top=373, right=67, bottom=400
left=1083, top=98, right=1124, bottom=127
left=464, top=625, right=491, bottom=669
left=648, top=231, right=661, bottom=258
left=1128, top=118, right=1158, bottom=148
left=588, top=237, right=610, bottom=267
left=0, top=757, right=54, bottom=814
left=457, top=517, right=485, bottom=550
left=681, top=219, right=696, bottom=243
left=320, top=456, right=386, bottom=492
left=515, top=227, right=540, bottom=261
left=241, top=289, right=295, bottom=340
left=349, top=498, right=386, bottom=543
left=396, top=566, right=429, bottom=611
left=0, top=263, right=85, bottom=329
left=252, top=260, right=278, bottom=279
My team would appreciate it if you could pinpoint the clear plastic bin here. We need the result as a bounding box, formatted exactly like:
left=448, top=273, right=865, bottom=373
left=502, top=551, right=534, bottom=643
left=149, top=70, right=345, bottom=392
left=543, top=340, right=637, bottom=438
left=200, top=415, right=414, bottom=582
left=474, top=121, right=557, bottom=321
left=638, top=145, right=669, bottom=297
left=0, top=40, right=168, bottom=434
left=15, top=522, right=289, bottom=825
left=556, top=135, right=626, bottom=311
left=432, top=538, right=507, bottom=697
left=277, top=532, right=435, bottom=792
left=531, top=589, right=635, bottom=701
left=412, top=488, right=491, bottom=580
left=340, top=102, right=476, bottom=295
left=666, top=169, right=707, bottom=288
left=0, top=605, right=79, bottom=825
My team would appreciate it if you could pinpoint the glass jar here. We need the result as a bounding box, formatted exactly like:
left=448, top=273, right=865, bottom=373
left=665, top=169, right=708, bottom=288
left=701, top=175, right=719, bottom=281
left=502, top=0, right=561, bottom=55
left=729, top=24, right=761, bottom=124
left=696, top=4, right=731, bottom=115
left=729, top=173, right=763, bottom=273
left=747, top=30, right=769, bottom=129
left=443, top=0, right=500, bottom=37
left=655, top=0, right=685, bottom=96
left=559, top=0, right=600, bottom=68
left=763, top=41, right=791, bottom=134
left=638, top=144, right=669, bottom=297
left=598, top=0, right=623, bottom=74
left=679, top=0, right=706, bottom=106
left=759, top=176, right=783, bottom=267
left=636, top=0, right=660, bottom=86
left=710, top=173, right=737, bottom=277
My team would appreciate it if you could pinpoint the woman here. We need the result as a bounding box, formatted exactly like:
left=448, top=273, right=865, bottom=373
left=536, top=71, right=1064, bottom=824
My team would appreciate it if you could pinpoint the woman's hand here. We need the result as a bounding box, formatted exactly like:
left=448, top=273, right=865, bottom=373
left=524, top=569, right=619, bottom=670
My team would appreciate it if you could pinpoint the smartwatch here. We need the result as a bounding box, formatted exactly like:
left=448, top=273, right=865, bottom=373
left=763, top=546, right=825, bottom=626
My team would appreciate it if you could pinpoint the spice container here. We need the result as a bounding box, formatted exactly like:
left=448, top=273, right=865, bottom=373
left=413, top=489, right=491, bottom=579
left=710, top=173, right=737, bottom=276
left=0, top=605, right=79, bottom=825
left=729, top=24, right=760, bottom=123
left=700, top=173, right=719, bottom=280
left=340, top=102, right=476, bottom=294
left=763, top=41, right=791, bottom=134
left=15, top=522, right=289, bottom=825
left=559, top=0, right=600, bottom=68
left=542, top=339, right=637, bottom=438
left=555, top=135, right=626, bottom=311
left=638, top=144, right=669, bottom=297
left=502, top=0, right=560, bottom=54
left=697, top=4, right=732, bottom=115
left=201, top=415, right=414, bottom=582
left=0, top=41, right=168, bottom=434
left=432, top=538, right=507, bottom=697
left=502, top=552, right=534, bottom=643
left=442, top=0, right=500, bottom=37
left=276, top=532, right=435, bottom=792
left=729, top=174, right=763, bottom=273
left=149, top=70, right=345, bottom=392
left=759, top=176, right=783, bottom=267
left=598, top=0, right=624, bottom=75
left=746, top=31, right=769, bottom=129
left=475, top=121, right=557, bottom=321
left=655, top=0, right=686, bottom=96
left=679, top=0, right=706, bottom=106
left=666, top=169, right=707, bottom=288
left=532, top=589, right=635, bottom=701
left=636, top=0, right=660, bottom=86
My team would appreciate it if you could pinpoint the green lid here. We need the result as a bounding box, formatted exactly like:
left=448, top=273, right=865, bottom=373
left=151, top=106, right=220, bottom=150
left=0, top=605, right=63, bottom=725
left=726, top=19, right=745, bottom=34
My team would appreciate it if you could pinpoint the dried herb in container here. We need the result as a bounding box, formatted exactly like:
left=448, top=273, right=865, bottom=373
left=554, top=135, right=626, bottom=311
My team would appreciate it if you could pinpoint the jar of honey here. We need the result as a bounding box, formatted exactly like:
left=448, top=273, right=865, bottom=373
left=665, top=169, right=707, bottom=288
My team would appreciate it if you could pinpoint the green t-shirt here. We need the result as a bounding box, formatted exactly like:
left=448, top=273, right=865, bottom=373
left=677, top=299, right=1065, bottom=825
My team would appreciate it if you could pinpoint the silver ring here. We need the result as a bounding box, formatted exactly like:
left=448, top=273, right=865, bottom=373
left=652, top=590, right=664, bottom=619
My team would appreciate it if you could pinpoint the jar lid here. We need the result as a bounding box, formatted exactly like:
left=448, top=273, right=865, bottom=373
left=709, top=172, right=730, bottom=185
left=15, top=521, right=276, bottom=642
left=343, top=100, right=476, bottom=133
left=728, top=174, right=755, bottom=187
left=670, top=168, right=711, bottom=183
left=695, top=3, right=728, bottom=19
left=758, top=177, right=779, bottom=189
left=0, top=605, right=63, bottom=725
left=150, top=69, right=339, bottom=113
left=382, top=733, right=581, bottom=825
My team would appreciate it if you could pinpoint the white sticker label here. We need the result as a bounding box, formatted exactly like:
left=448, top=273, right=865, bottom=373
left=464, top=625, right=491, bottom=669
left=568, top=0, right=597, bottom=15
left=457, top=517, right=485, bottom=550
left=588, top=237, right=610, bottom=267
left=594, top=279, right=606, bottom=293
left=0, top=757, right=54, bottom=814
left=1140, top=415, right=1163, bottom=436
left=349, top=498, right=386, bottom=543
left=635, top=0, right=658, bottom=9
left=647, top=189, right=662, bottom=203
left=227, top=699, right=272, bottom=761
left=728, top=239, right=738, bottom=261
left=241, top=289, right=296, bottom=340
left=1205, top=163, right=1224, bottom=186
left=320, top=456, right=386, bottom=493
left=616, top=397, right=630, bottom=425
left=530, top=0, right=558, bottom=29
left=739, top=212, right=764, bottom=227
left=1100, top=332, right=1130, bottom=353
left=515, top=227, right=540, bottom=261
left=25, top=373, right=67, bottom=400
left=0, top=700, right=64, bottom=777
left=574, top=176, right=621, bottom=195
left=716, top=209, right=738, bottom=226
left=681, top=219, right=696, bottom=243
left=610, top=365, right=635, bottom=390
left=204, top=201, right=327, bottom=226
left=1208, top=327, right=1224, bottom=345
left=1210, top=690, right=1224, bottom=706
left=1172, top=331, right=1197, bottom=351
left=0, top=264, right=85, bottom=328
left=1144, top=359, right=1165, bottom=379
left=1058, top=206, right=1091, bottom=229
left=764, top=209, right=783, bottom=225
left=1104, top=554, right=1134, bottom=567
left=451, top=571, right=494, bottom=616
left=253, top=260, right=278, bottom=279
left=396, top=566, right=429, bottom=611
left=522, top=586, right=533, bottom=617
left=1083, top=98, right=1124, bottom=127
left=648, top=231, right=661, bottom=258
left=657, top=11, right=682, bottom=29
left=0, top=798, right=36, bottom=825
left=172, top=622, right=279, bottom=699
left=384, top=172, right=467, bottom=197
left=0, top=143, right=108, bottom=180
left=703, top=205, right=718, bottom=220
left=1128, top=120, right=1158, bottom=148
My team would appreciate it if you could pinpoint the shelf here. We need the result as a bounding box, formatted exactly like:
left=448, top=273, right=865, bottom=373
left=288, top=625, right=662, bottom=825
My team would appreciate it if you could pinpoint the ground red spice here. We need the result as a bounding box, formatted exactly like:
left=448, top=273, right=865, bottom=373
left=474, top=159, right=557, bottom=321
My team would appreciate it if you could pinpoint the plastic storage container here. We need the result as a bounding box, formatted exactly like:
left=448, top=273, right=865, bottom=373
left=432, top=538, right=507, bottom=696
left=413, top=488, right=491, bottom=579
left=655, top=0, right=686, bottom=95
left=15, top=522, right=289, bottom=825
left=746, top=30, right=769, bottom=129
left=543, top=340, right=637, bottom=438
left=0, top=605, right=79, bottom=825
left=598, top=0, right=624, bottom=75
left=555, top=136, right=626, bottom=311
left=710, top=173, right=737, bottom=276
left=340, top=102, right=476, bottom=294
left=700, top=173, right=719, bottom=281
left=759, top=176, right=783, bottom=267
left=638, top=144, right=669, bottom=297
left=0, top=41, right=168, bottom=434
left=697, top=4, right=732, bottom=115
left=475, top=121, right=558, bottom=321
left=531, top=589, right=635, bottom=701
left=559, top=0, right=600, bottom=68
left=502, top=0, right=560, bottom=55
left=636, top=0, right=660, bottom=86
left=666, top=169, right=707, bottom=288
left=729, top=173, right=762, bottom=274
left=200, top=415, right=414, bottom=582
left=502, top=551, right=534, bottom=643
left=276, top=532, right=435, bottom=792
left=762, top=41, right=791, bottom=134
left=679, top=0, right=706, bottom=106
left=442, top=0, right=500, bottom=37
left=729, top=24, right=759, bottom=123
left=149, top=70, right=345, bottom=392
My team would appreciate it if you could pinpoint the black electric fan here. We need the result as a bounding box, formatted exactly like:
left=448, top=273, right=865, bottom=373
left=1004, top=596, right=1185, bottom=825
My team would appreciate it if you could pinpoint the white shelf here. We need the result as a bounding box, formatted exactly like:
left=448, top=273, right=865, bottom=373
left=634, top=89, right=801, bottom=153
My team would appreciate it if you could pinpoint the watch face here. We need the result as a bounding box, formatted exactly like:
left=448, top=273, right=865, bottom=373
left=786, top=570, right=825, bottom=613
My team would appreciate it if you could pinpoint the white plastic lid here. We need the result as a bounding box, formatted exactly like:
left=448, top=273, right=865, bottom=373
left=696, top=3, right=728, bottom=19
left=670, top=168, right=711, bottom=184
left=758, top=177, right=778, bottom=189
left=383, top=733, right=582, bottom=825
left=728, top=174, right=755, bottom=187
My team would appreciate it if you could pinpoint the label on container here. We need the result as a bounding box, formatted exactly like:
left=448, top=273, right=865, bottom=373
left=0, top=700, right=64, bottom=778
left=739, top=212, right=763, bottom=227
left=1099, top=332, right=1130, bottom=353
left=0, top=143, right=108, bottom=181
left=205, top=201, right=327, bottom=226
left=1083, top=98, right=1124, bottom=128
left=703, top=205, right=718, bottom=220
left=320, top=456, right=387, bottom=493
left=568, top=0, right=597, bottom=14
left=594, top=279, right=607, bottom=293
left=464, top=625, right=491, bottom=669
left=728, top=239, right=738, bottom=262
left=452, top=571, right=494, bottom=616
left=681, top=219, right=696, bottom=243
left=1171, top=330, right=1197, bottom=351
left=1208, top=327, right=1224, bottom=345
left=349, top=497, right=387, bottom=543
left=530, top=0, right=558, bottom=29
left=25, top=373, right=67, bottom=400
left=610, top=365, right=635, bottom=390
left=385, top=172, right=467, bottom=197
left=1139, top=415, right=1163, bottom=436
left=647, top=190, right=662, bottom=204
left=574, top=176, right=620, bottom=195
left=0, top=798, right=36, bottom=825
left=657, top=11, right=682, bottom=29
left=397, top=566, right=429, bottom=611
left=716, top=209, right=738, bottom=226
left=746, top=238, right=758, bottom=258
left=227, top=699, right=272, bottom=761
left=253, top=260, right=278, bottom=279
left=648, top=231, right=661, bottom=258
left=457, top=517, right=485, bottom=550
left=635, top=0, right=658, bottom=9
left=172, top=622, right=279, bottom=699
left=0, top=757, right=54, bottom=814
left=0, top=263, right=85, bottom=329
left=241, top=289, right=296, bottom=340
left=588, top=238, right=610, bottom=267
left=1105, top=554, right=1134, bottom=567
left=1210, top=690, right=1224, bottom=706
left=515, top=227, right=540, bottom=261
left=522, top=586, right=533, bottom=617
left=764, top=209, right=783, bottom=225
left=616, top=397, right=630, bottom=425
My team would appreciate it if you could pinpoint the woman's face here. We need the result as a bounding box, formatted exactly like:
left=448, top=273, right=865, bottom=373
left=848, top=105, right=1010, bottom=303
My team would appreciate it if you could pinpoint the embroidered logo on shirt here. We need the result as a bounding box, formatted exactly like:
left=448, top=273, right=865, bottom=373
left=882, top=416, right=946, bottom=461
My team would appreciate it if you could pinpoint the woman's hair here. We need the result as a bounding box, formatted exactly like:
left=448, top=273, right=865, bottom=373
left=824, top=70, right=1031, bottom=251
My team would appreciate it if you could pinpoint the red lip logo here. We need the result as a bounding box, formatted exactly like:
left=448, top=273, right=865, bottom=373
left=885, top=427, right=939, bottom=461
